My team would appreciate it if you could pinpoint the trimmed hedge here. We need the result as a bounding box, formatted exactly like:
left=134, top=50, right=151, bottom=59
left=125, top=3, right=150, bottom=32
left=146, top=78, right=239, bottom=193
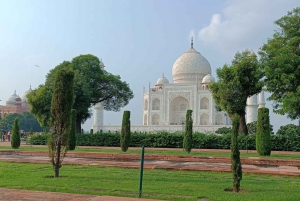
left=29, top=131, right=300, bottom=151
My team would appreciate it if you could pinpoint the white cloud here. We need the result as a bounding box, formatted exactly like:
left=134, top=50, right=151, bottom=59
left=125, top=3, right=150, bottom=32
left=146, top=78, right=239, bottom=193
left=198, top=0, right=299, bottom=56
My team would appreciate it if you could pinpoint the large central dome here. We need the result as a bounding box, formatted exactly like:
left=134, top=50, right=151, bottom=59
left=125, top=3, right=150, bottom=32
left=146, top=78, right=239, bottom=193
left=172, top=39, right=211, bottom=83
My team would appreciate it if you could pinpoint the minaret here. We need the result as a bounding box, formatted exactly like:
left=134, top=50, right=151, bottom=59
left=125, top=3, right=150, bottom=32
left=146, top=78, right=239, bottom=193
left=258, top=90, right=266, bottom=108
left=246, top=94, right=258, bottom=123
left=92, top=60, right=105, bottom=133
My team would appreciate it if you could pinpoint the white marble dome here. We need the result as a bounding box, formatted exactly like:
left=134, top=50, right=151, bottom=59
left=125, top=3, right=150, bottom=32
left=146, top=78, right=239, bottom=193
left=156, top=75, right=169, bottom=85
left=6, top=91, right=19, bottom=105
left=21, top=86, right=32, bottom=103
left=172, top=41, right=211, bottom=83
left=202, top=74, right=215, bottom=84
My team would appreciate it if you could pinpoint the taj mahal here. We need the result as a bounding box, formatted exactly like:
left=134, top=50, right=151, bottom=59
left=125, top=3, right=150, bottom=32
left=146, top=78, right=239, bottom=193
left=92, top=39, right=266, bottom=133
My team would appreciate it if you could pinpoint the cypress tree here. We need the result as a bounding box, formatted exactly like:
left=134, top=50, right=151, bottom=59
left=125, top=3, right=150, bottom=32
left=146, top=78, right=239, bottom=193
left=231, top=114, right=242, bottom=192
left=68, top=109, right=77, bottom=150
left=183, top=110, right=193, bottom=153
left=90, top=129, right=93, bottom=135
left=120, top=110, right=131, bottom=152
left=11, top=118, right=20, bottom=149
left=256, top=107, right=271, bottom=156
left=49, top=66, right=74, bottom=178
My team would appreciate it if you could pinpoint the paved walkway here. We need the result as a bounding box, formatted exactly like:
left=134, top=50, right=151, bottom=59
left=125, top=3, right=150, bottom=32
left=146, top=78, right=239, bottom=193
left=0, top=188, right=161, bottom=201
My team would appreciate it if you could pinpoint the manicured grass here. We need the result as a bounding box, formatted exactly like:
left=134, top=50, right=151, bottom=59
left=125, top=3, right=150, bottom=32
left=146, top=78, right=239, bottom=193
left=0, top=161, right=300, bottom=201
left=0, top=145, right=300, bottom=160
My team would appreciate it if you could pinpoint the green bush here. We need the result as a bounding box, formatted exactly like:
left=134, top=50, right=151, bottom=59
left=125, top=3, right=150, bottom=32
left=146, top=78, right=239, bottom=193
left=120, top=111, right=131, bottom=152
left=256, top=108, right=271, bottom=156
left=74, top=130, right=300, bottom=151
left=215, top=127, right=232, bottom=134
left=68, top=109, right=77, bottom=150
left=29, top=133, right=50, bottom=145
left=11, top=118, right=20, bottom=149
left=183, top=110, right=193, bottom=153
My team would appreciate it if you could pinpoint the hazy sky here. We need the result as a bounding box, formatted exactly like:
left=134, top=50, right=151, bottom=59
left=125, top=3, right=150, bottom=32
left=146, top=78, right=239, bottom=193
left=0, top=0, right=299, bottom=132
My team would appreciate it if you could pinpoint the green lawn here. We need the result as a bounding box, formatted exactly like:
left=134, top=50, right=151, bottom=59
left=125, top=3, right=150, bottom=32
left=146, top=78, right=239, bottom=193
left=0, top=145, right=300, bottom=160
left=0, top=161, right=299, bottom=201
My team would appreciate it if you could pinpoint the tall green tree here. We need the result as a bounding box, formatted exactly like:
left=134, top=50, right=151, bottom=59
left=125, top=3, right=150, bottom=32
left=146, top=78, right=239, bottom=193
left=210, top=50, right=264, bottom=134
left=68, top=109, right=77, bottom=150
left=120, top=110, right=131, bottom=152
left=256, top=108, right=272, bottom=156
left=183, top=110, right=193, bottom=153
left=11, top=118, right=20, bottom=149
left=27, top=54, right=134, bottom=132
left=259, top=7, right=300, bottom=124
left=48, top=66, right=74, bottom=178
left=231, top=114, right=242, bottom=192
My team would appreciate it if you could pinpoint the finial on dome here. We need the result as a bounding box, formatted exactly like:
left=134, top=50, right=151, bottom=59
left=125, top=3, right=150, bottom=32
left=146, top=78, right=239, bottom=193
left=14, top=90, right=16, bottom=95
left=191, top=37, right=193, bottom=48
left=162, top=73, right=164, bottom=77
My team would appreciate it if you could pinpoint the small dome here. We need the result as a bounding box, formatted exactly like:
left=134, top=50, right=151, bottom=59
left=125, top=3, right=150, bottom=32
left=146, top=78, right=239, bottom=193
left=202, top=74, right=215, bottom=84
left=21, top=86, right=32, bottom=103
left=156, top=75, right=169, bottom=85
left=172, top=38, right=211, bottom=83
left=6, top=91, right=19, bottom=105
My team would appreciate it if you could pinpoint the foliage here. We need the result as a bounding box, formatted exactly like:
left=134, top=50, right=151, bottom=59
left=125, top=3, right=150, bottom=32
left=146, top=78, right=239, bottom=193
left=215, top=127, right=232, bottom=134
left=11, top=118, right=20, bottom=149
left=0, top=112, right=44, bottom=132
left=27, top=85, right=53, bottom=127
left=259, top=7, right=300, bottom=121
left=27, top=54, right=134, bottom=132
left=68, top=109, right=77, bottom=150
left=231, top=114, right=242, bottom=192
left=49, top=66, right=74, bottom=177
left=183, top=110, right=193, bottom=153
left=247, top=121, right=274, bottom=135
left=256, top=108, right=272, bottom=156
left=120, top=110, right=131, bottom=152
left=210, top=50, right=264, bottom=134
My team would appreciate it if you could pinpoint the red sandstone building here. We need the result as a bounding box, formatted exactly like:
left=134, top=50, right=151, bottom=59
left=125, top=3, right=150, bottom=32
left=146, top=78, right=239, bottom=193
left=0, top=87, right=32, bottom=119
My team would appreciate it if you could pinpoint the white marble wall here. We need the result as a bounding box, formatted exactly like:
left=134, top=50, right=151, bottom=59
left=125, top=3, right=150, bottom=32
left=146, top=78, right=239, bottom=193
left=94, top=125, right=230, bottom=134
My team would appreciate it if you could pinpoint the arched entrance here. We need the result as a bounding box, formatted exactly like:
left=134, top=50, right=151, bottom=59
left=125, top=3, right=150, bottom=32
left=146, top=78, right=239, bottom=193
left=169, top=96, right=189, bottom=125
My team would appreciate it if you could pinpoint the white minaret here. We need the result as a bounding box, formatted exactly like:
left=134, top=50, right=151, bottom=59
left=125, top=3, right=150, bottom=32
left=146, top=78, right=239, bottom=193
left=258, top=90, right=266, bottom=108
left=92, top=60, right=105, bottom=133
left=246, top=94, right=258, bottom=123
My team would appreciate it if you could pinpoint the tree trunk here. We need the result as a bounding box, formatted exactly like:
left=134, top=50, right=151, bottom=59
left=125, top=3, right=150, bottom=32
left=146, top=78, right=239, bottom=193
left=54, top=142, right=61, bottom=178
left=76, top=117, right=82, bottom=134
left=238, top=112, right=248, bottom=134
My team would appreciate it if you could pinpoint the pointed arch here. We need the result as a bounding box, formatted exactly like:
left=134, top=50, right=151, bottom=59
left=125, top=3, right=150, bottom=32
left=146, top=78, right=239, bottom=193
left=152, top=114, right=160, bottom=125
left=169, top=96, right=189, bottom=125
left=200, top=113, right=209, bottom=125
left=152, top=98, right=160, bottom=110
left=215, top=113, right=223, bottom=125
left=143, top=114, right=148, bottom=125
left=144, top=99, right=148, bottom=110
left=200, top=97, right=209, bottom=109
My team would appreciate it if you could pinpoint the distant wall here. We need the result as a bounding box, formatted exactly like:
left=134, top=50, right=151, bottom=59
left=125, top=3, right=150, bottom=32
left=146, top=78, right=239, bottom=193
left=96, top=125, right=231, bottom=133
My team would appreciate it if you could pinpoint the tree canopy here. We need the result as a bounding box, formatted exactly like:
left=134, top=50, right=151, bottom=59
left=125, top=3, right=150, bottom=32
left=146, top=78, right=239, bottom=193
left=0, top=112, right=44, bottom=132
left=210, top=50, right=264, bottom=134
left=27, top=54, right=134, bottom=132
left=259, top=7, right=300, bottom=122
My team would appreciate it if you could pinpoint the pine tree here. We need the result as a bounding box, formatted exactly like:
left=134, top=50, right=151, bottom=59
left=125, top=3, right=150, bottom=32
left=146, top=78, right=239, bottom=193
left=256, top=107, right=271, bottom=156
left=11, top=118, right=20, bottom=149
left=49, top=65, right=74, bottom=178
left=231, top=114, right=242, bottom=192
left=120, top=110, right=131, bottom=152
left=68, top=109, right=77, bottom=150
left=183, top=110, right=193, bottom=153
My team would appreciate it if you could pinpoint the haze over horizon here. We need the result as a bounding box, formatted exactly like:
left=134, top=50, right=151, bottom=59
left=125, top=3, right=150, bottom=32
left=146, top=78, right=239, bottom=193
left=0, top=0, right=299, bottom=132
